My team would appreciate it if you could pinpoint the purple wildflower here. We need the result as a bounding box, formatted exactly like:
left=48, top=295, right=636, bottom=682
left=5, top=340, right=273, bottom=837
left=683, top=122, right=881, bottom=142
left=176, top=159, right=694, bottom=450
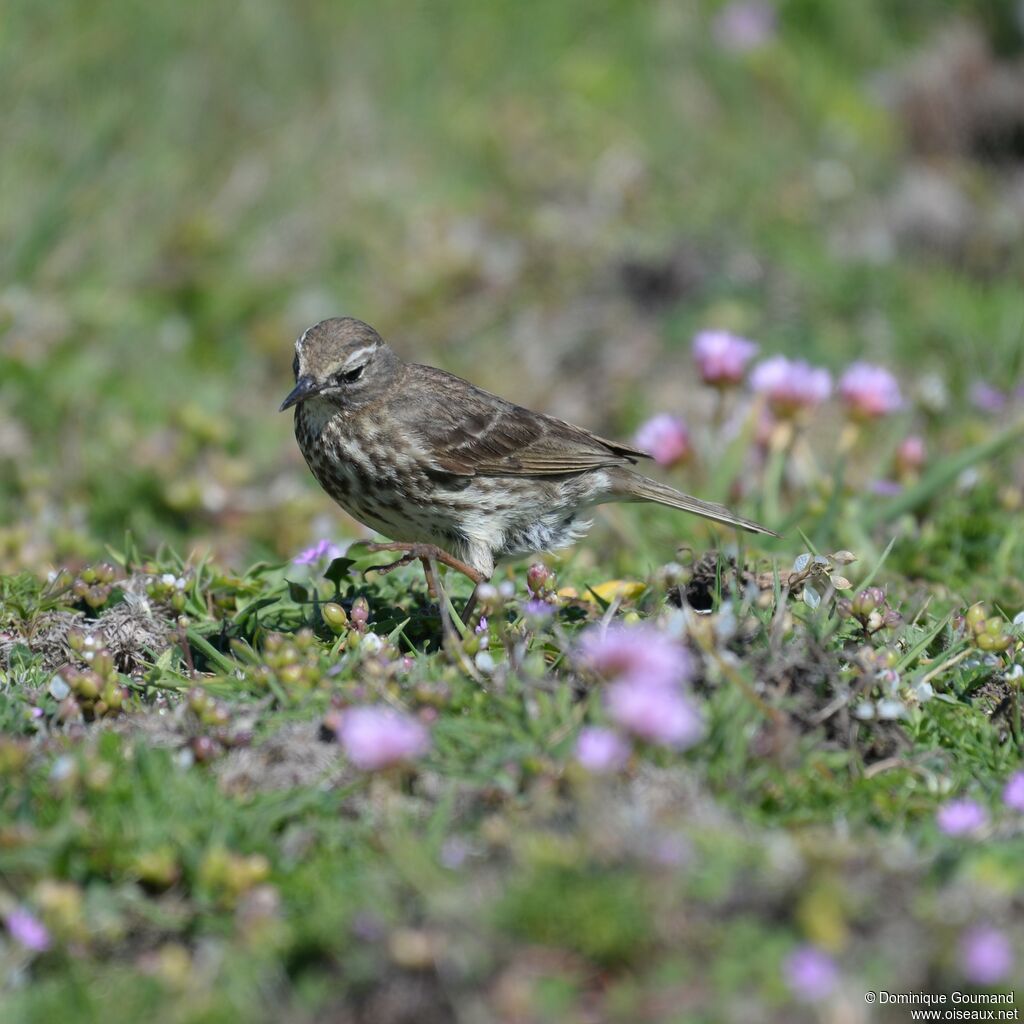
left=970, top=381, right=1009, bottom=414
left=293, top=539, right=342, bottom=566
left=338, top=706, right=430, bottom=771
left=750, top=356, right=831, bottom=416
left=5, top=908, right=51, bottom=952
left=959, top=926, right=1014, bottom=986
left=839, top=362, right=902, bottom=419
left=692, top=329, right=759, bottom=387
left=783, top=945, right=839, bottom=1002
left=870, top=479, right=903, bottom=497
left=576, top=624, right=691, bottom=689
left=936, top=798, right=988, bottom=837
left=605, top=682, right=704, bottom=749
left=634, top=414, right=691, bottom=468
left=575, top=727, right=631, bottom=774
left=1002, top=771, right=1024, bottom=813
left=712, top=1, right=777, bottom=52
left=523, top=598, right=554, bottom=622
left=439, top=837, right=472, bottom=870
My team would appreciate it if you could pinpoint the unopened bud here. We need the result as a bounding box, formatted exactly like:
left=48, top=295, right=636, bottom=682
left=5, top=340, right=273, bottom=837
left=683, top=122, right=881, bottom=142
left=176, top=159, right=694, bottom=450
left=526, top=563, right=552, bottom=595
left=92, top=649, right=114, bottom=678
left=101, top=682, right=123, bottom=711
left=75, top=671, right=101, bottom=701
left=351, top=597, right=370, bottom=630
left=966, top=603, right=988, bottom=631
left=895, top=436, right=926, bottom=476
left=851, top=588, right=884, bottom=619
left=322, top=602, right=348, bottom=632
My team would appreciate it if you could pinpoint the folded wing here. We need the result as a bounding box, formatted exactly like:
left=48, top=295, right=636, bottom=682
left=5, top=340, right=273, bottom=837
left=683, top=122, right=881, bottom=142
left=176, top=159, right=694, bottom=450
left=405, top=365, right=650, bottom=478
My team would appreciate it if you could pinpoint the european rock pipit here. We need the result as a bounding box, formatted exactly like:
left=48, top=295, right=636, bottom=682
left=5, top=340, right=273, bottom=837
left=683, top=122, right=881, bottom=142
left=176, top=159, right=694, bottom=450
left=282, top=317, right=776, bottom=601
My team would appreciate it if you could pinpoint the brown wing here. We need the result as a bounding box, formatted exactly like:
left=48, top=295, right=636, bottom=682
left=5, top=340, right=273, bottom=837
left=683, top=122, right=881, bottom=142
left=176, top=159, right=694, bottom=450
left=400, top=364, right=650, bottom=478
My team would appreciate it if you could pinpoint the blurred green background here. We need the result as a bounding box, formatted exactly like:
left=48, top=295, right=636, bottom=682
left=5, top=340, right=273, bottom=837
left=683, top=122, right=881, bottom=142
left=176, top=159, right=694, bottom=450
left=3, top=0, right=1024, bottom=570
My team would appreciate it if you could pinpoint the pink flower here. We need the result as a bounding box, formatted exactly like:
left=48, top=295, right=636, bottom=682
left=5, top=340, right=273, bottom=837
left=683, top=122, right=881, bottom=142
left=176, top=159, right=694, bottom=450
left=713, top=1, right=777, bottom=53
left=5, top=908, right=50, bottom=952
left=838, top=362, right=902, bottom=419
left=576, top=624, right=691, bottom=689
left=783, top=946, right=839, bottom=1002
left=959, top=926, right=1014, bottom=986
left=293, top=539, right=342, bottom=566
left=605, top=682, right=704, bottom=749
left=750, top=356, right=831, bottom=416
left=692, top=330, right=759, bottom=387
left=338, top=706, right=430, bottom=771
left=1003, top=771, right=1024, bottom=813
left=896, top=435, right=926, bottom=475
left=936, top=798, right=988, bottom=837
left=634, top=414, right=691, bottom=467
left=575, top=727, right=631, bottom=774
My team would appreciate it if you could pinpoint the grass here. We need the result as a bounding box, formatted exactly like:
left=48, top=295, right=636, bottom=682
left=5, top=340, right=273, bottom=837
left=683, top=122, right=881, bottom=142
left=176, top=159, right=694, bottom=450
left=2, top=1, right=1024, bottom=1020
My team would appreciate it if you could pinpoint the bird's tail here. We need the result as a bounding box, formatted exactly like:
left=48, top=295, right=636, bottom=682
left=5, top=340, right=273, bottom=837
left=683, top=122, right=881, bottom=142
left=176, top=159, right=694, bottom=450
left=613, top=471, right=779, bottom=538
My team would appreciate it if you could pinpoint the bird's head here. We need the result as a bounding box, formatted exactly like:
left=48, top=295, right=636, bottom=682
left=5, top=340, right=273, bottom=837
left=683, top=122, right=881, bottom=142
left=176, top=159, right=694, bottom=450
left=280, top=317, right=399, bottom=412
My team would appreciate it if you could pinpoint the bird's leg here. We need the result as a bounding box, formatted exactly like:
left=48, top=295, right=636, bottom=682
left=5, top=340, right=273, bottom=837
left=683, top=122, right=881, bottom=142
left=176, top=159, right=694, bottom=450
left=362, top=542, right=484, bottom=638
left=419, top=557, right=438, bottom=599
left=422, top=556, right=458, bottom=642
left=460, top=585, right=481, bottom=624
left=362, top=542, right=484, bottom=585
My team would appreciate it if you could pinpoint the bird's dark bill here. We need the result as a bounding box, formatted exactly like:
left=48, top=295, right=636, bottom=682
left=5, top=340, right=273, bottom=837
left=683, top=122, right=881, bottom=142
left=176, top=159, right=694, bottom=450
left=279, top=376, right=320, bottom=411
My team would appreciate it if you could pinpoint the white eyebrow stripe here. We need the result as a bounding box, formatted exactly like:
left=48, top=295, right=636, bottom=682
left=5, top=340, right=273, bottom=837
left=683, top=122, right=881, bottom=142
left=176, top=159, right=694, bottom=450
left=295, top=324, right=315, bottom=353
left=342, top=345, right=376, bottom=368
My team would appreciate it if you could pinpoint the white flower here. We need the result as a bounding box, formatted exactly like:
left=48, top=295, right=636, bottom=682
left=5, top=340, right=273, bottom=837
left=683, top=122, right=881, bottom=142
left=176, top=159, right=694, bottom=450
left=912, top=681, right=934, bottom=703
left=877, top=699, right=907, bottom=720
left=360, top=633, right=384, bottom=655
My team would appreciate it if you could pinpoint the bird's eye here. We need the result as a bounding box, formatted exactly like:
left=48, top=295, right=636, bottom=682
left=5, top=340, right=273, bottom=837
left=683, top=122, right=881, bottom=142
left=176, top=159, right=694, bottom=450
left=334, top=365, right=364, bottom=385
left=292, top=353, right=300, bottom=380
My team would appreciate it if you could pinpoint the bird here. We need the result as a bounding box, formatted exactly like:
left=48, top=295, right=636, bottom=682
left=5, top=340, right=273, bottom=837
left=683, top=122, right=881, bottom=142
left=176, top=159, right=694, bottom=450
left=281, top=317, right=777, bottom=602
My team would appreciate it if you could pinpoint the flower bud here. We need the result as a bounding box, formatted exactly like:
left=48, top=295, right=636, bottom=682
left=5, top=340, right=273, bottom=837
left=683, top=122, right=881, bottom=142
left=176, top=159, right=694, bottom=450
left=192, top=736, right=220, bottom=763
left=526, top=563, right=553, bottom=595
left=351, top=597, right=370, bottom=631
left=895, top=436, right=926, bottom=476
left=966, top=603, right=988, bottom=631
left=883, top=609, right=903, bottom=630
left=75, top=671, right=101, bottom=701
left=851, top=588, right=884, bottom=619
left=278, top=665, right=304, bottom=687
left=91, top=649, right=114, bottom=678
left=322, top=602, right=348, bottom=632
left=101, top=681, right=123, bottom=712
left=188, top=688, right=210, bottom=715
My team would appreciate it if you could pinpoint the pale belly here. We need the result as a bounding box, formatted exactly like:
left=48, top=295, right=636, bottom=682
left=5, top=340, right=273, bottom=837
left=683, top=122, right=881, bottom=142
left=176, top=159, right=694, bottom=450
left=296, top=400, right=606, bottom=575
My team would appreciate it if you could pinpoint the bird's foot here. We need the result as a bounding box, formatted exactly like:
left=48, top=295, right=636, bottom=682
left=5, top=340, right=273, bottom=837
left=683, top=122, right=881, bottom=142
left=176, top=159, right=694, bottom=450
left=362, top=543, right=485, bottom=643
left=362, top=542, right=484, bottom=584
